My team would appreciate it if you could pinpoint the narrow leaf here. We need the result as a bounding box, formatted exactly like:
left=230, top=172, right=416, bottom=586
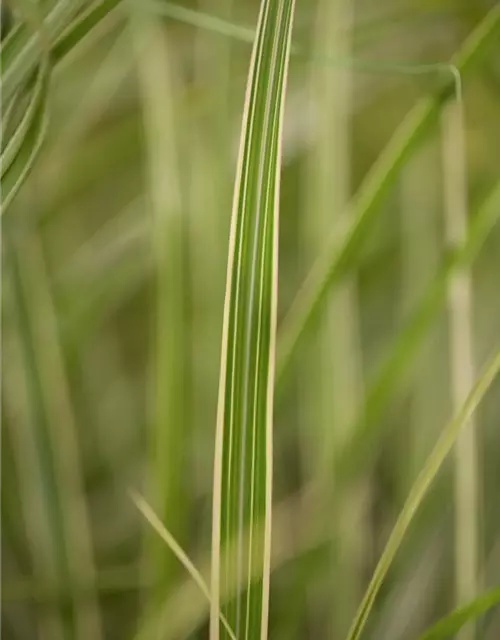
left=441, top=98, right=478, bottom=639
left=210, top=1, right=296, bottom=639
left=4, top=230, right=103, bottom=640
left=1, top=0, right=125, bottom=211
left=51, top=0, right=123, bottom=62
left=131, top=5, right=188, bottom=617
left=346, top=348, right=500, bottom=640
left=417, top=586, right=500, bottom=640
left=131, top=491, right=238, bottom=640
left=1, top=61, right=50, bottom=213
left=335, top=178, right=500, bottom=485
left=276, top=4, right=500, bottom=388
left=1, top=0, right=82, bottom=109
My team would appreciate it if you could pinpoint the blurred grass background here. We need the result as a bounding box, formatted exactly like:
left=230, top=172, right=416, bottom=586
left=2, top=0, right=500, bottom=638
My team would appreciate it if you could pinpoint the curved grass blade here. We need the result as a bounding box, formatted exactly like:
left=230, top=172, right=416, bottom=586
left=1, top=0, right=123, bottom=112
left=1, top=0, right=125, bottom=213
left=1, top=0, right=51, bottom=213
left=131, top=491, right=238, bottom=640
left=1, top=0, right=82, bottom=109
left=210, top=1, right=296, bottom=638
left=345, top=347, right=500, bottom=640
left=2, top=89, right=23, bottom=144
left=51, top=0, right=123, bottom=63
left=138, top=486, right=320, bottom=640
left=276, top=3, right=500, bottom=388
left=335, top=178, right=500, bottom=484
left=417, top=586, right=500, bottom=640
left=1, top=60, right=48, bottom=178
left=25, top=4, right=498, bottom=357
left=1, top=61, right=50, bottom=213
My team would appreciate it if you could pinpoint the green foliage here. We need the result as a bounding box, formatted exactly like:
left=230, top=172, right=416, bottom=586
left=2, top=2, right=500, bottom=640
left=418, top=587, right=500, bottom=640
left=210, top=1, right=296, bottom=638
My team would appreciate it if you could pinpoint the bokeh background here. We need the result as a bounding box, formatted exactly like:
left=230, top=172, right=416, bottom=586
left=2, top=1, right=500, bottom=639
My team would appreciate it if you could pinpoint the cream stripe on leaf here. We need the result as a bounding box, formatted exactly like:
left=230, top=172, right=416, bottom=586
left=210, top=1, right=296, bottom=639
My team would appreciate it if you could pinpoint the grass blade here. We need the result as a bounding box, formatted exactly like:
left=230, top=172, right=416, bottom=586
left=345, top=347, right=500, bottom=640
left=51, top=0, right=123, bottom=63
left=1, top=58, right=48, bottom=177
left=276, top=3, right=500, bottom=388
left=131, top=491, right=238, bottom=640
left=4, top=229, right=103, bottom=640
left=335, top=179, right=500, bottom=483
left=1, top=59, right=50, bottom=213
left=417, top=587, right=500, bottom=640
left=210, top=1, right=296, bottom=638
left=131, top=5, right=188, bottom=617
left=1, top=0, right=82, bottom=109
left=1, top=0, right=124, bottom=213
left=442, top=98, right=479, bottom=640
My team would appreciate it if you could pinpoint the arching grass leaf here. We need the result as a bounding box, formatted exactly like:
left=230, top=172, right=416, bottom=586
left=210, top=1, right=296, bottom=639
left=1, top=61, right=50, bottom=213
left=417, top=586, right=500, bottom=640
left=346, top=347, right=500, bottom=640
left=276, top=4, right=500, bottom=389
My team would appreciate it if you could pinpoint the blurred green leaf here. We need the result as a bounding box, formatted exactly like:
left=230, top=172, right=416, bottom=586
left=346, top=347, right=500, bottom=640
left=131, top=4, right=188, bottom=617
left=51, top=0, right=123, bottom=63
left=417, top=586, right=500, bottom=640
left=1, top=0, right=125, bottom=212
left=338, top=178, right=500, bottom=483
left=1, top=61, right=48, bottom=177
left=5, top=230, right=103, bottom=640
left=1, top=60, right=50, bottom=213
left=276, top=3, right=500, bottom=388
left=1, top=0, right=82, bottom=109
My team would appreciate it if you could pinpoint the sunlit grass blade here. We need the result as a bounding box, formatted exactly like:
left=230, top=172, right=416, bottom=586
left=345, top=347, right=500, bottom=640
left=131, top=5, right=188, bottom=620
left=417, top=586, right=500, bottom=640
left=210, top=1, right=296, bottom=638
left=276, top=3, right=500, bottom=388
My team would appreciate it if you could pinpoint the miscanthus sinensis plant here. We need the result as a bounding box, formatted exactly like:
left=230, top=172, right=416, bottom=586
left=2, top=2, right=500, bottom=640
